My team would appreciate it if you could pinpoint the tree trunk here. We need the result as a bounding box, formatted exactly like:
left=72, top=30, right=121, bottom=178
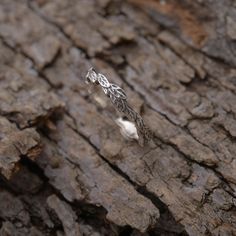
left=0, top=0, right=236, bottom=235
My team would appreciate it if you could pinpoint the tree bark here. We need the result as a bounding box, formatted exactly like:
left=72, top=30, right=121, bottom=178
left=0, top=0, right=236, bottom=235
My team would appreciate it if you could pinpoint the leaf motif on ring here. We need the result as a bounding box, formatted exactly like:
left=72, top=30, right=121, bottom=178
left=102, top=87, right=108, bottom=95
left=86, top=68, right=97, bottom=83
left=97, top=74, right=110, bottom=88
left=109, top=84, right=127, bottom=100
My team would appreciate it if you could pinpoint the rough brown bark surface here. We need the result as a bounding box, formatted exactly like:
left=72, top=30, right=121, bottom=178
left=0, top=0, right=236, bottom=235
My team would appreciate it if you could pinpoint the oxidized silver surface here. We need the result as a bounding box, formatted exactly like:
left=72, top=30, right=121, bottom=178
left=86, top=68, right=153, bottom=145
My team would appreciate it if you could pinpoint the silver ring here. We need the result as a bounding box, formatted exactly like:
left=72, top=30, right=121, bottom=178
left=85, top=68, right=152, bottom=145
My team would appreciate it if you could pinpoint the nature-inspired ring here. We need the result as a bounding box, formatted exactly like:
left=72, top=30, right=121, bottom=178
left=85, top=68, right=153, bottom=145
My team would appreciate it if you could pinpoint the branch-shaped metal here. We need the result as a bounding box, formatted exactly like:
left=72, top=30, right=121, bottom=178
left=85, top=68, right=153, bottom=145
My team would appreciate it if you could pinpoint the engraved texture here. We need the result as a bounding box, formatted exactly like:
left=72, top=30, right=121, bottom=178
left=86, top=68, right=152, bottom=144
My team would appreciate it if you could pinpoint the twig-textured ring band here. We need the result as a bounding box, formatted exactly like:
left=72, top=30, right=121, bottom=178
left=85, top=68, right=153, bottom=145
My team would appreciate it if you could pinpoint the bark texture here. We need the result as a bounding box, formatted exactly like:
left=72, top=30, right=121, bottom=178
left=0, top=0, right=236, bottom=235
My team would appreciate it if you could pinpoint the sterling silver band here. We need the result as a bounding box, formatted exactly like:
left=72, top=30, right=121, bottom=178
left=85, top=68, right=153, bottom=145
